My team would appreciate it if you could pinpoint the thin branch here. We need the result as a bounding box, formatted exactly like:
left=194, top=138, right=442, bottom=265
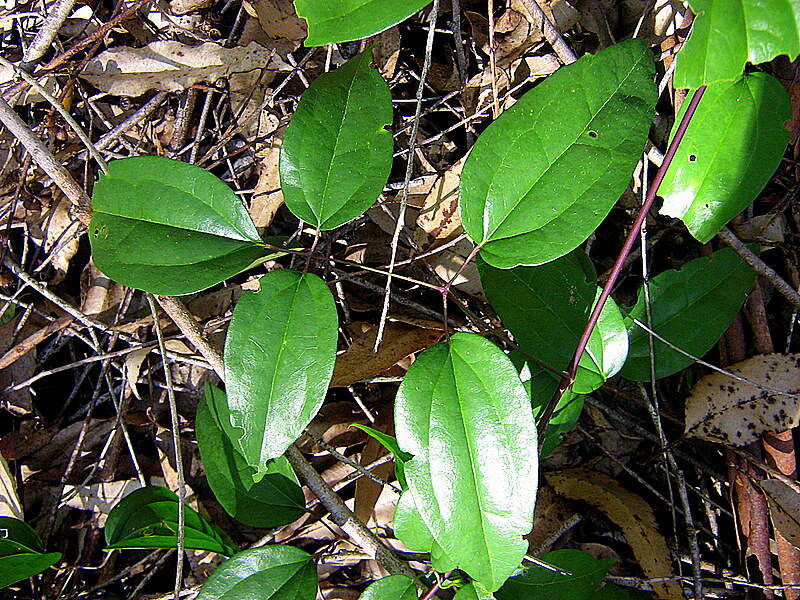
left=520, top=0, right=577, bottom=64
left=20, top=0, right=77, bottom=68
left=155, top=296, right=225, bottom=378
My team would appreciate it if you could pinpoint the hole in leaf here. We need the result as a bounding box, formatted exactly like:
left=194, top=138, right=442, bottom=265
left=588, top=130, right=598, bottom=138
left=689, top=154, right=697, bottom=162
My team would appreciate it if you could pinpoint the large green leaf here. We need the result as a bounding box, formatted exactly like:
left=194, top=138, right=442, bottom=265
left=675, top=0, right=800, bottom=88
left=360, top=574, right=418, bottom=600
left=495, top=550, right=615, bottom=600
left=280, top=49, right=392, bottom=230
left=104, top=486, right=235, bottom=556
left=479, top=252, right=628, bottom=393
left=197, top=385, right=306, bottom=528
left=460, top=40, right=656, bottom=269
left=224, top=269, right=338, bottom=477
left=395, top=333, right=538, bottom=591
left=621, top=248, right=755, bottom=381
left=90, top=157, right=265, bottom=296
left=660, top=74, right=790, bottom=243
left=393, top=491, right=434, bottom=552
left=196, top=546, right=317, bottom=600
left=294, top=0, right=431, bottom=46
left=0, top=517, right=61, bottom=589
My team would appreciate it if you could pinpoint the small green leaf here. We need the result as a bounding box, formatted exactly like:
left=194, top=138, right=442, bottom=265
left=197, top=385, right=306, bottom=528
left=224, top=269, right=338, bottom=475
left=104, top=486, right=235, bottom=556
left=280, top=49, right=393, bottom=230
left=352, top=424, right=411, bottom=490
left=660, top=74, right=790, bottom=243
left=479, top=252, right=628, bottom=393
left=90, top=157, right=265, bottom=296
left=395, top=333, right=538, bottom=591
left=460, top=40, right=656, bottom=268
left=621, top=248, right=756, bottom=381
left=495, top=549, right=616, bottom=600
left=360, top=574, right=418, bottom=600
left=0, top=517, right=60, bottom=589
left=196, top=545, right=317, bottom=600
left=294, top=0, right=432, bottom=46
left=455, top=583, right=496, bottom=599
left=675, top=0, right=800, bottom=88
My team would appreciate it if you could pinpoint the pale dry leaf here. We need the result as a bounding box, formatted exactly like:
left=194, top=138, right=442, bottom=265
left=547, top=468, right=683, bottom=600
left=250, top=145, right=285, bottom=230
left=428, top=237, right=484, bottom=297
left=80, top=41, right=279, bottom=97
left=34, top=195, right=80, bottom=284
left=414, top=157, right=465, bottom=246
left=124, top=347, right=150, bottom=400
left=169, top=0, right=213, bottom=16
left=0, top=453, right=22, bottom=519
left=684, top=354, right=800, bottom=446
left=761, top=478, right=800, bottom=549
left=369, top=27, right=401, bottom=79
left=331, top=322, right=444, bottom=388
left=63, top=479, right=144, bottom=526
left=248, top=0, right=307, bottom=48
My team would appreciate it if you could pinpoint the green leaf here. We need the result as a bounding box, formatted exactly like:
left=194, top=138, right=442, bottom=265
left=0, top=517, right=61, bottom=589
left=621, top=248, right=756, bottom=381
left=395, top=333, right=538, bottom=591
left=660, top=73, right=790, bottom=243
left=360, top=574, right=418, bottom=600
left=90, top=157, right=265, bottom=296
left=479, top=252, right=628, bottom=393
left=104, top=486, right=235, bottom=556
left=294, top=0, right=432, bottom=46
left=196, top=545, right=317, bottom=600
left=197, top=385, right=306, bottom=528
left=352, top=424, right=411, bottom=490
left=393, top=491, right=435, bottom=552
left=224, top=269, right=338, bottom=476
left=460, top=40, right=656, bottom=268
left=495, top=549, right=616, bottom=600
left=280, top=49, right=393, bottom=230
left=675, top=0, right=800, bottom=88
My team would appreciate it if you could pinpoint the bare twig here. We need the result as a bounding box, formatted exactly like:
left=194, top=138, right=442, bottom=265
left=520, top=0, right=577, bottom=64
left=155, top=296, right=225, bottom=378
left=20, top=0, right=77, bottom=68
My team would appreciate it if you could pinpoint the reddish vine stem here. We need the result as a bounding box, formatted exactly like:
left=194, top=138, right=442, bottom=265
left=537, top=85, right=707, bottom=437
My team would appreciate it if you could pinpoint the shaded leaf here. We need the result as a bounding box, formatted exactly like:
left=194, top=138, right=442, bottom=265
left=660, top=73, right=791, bottom=243
left=460, top=39, right=656, bottom=268
left=224, top=270, right=338, bottom=476
left=675, top=0, right=800, bottom=88
left=685, top=354, right=800, bottom=446
left=90, top=157, right=265, bottom=296
left=546, top=469, right=683, bottom=600
left=360, top=574, right=417, bottom=600
left=294, top=0, right=431, bottom=46
left=196, top=545, right=317, bottom=599
left=0, top=517, right=60, bottom=589
left=621, top=248, right=755, bottom=381
left=480, top=252, right=628, bottom=393
left=104, top=486, right=235, bottom=556
left=352, top=424, right=411, bottom=490
left=395, top=333, right=538, bottom=591
left=761, top=479, right=800, bottom=549
left=280, top=49, right=393, bottom=230
left=197, top=385, right=306, bottom=528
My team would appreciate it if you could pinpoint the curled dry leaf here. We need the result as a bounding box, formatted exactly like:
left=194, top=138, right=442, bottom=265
left=331, top=322, right=444, bottom=388
left=546, top=468, right=683, bottom=600
left=684, top=353, right=800, bottom=446
left=80, top=41, right=281, bottom=97
left=415, top=157, right=465, bottom=246
left=761, top=479, right=800, bottom=549
left=246, top=0, right=307, bottom=48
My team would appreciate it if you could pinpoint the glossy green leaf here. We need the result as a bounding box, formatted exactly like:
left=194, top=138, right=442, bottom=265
left=660, top=74, right=790, bottom=243
left=197, top=385, right=306, bottom=528
left=393, top=491, right=434, bottom=552
left=495, top=550, right=615, bottom=600
left=280, top=49, right=392, bottom=230
left=196, top=545, right=317, bottom=600
left=294, top=0, right=431, bottom=46
left=460, top=40, right=656, bottom=269
left=224, top=269, right=338, bottom=476
left=104, top=486, right=235, bottom=556
left=90, top=157, right=265, bottom=296
left=0, top=517, right=60, bottom=589
left=621, top=248, right=756, bottom=381
left=360, top=574, right=418, bottom=600
left=395, top=333, right=538, bottom=591
left=479, top=252, right=628, bottom=393
left=675, top=0, right=800, bottom=88
left=352, top=424, right=411, bottom=490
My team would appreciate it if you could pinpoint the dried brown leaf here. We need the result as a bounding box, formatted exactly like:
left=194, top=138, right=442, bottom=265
left=414, top=157, right=465, bottom=245
left=685, top=354, right=800, bottom=446
left=761, top=478, right=800, bottom=549
left=547, top=468, right=683, bottom=600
